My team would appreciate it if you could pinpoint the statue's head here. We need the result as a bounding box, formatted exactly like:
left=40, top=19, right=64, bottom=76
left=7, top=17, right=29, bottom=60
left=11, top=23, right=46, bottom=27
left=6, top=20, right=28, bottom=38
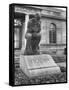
left=35, top=13, right=41, bottom=21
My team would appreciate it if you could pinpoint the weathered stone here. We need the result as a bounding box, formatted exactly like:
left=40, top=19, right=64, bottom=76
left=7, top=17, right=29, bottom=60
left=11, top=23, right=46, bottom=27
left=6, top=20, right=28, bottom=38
left=20, top=54, right=61, bottom=78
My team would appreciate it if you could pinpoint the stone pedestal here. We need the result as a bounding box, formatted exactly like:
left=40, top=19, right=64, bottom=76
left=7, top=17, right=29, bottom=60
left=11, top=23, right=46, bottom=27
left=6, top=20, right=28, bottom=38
left=20, top=54, right=61, bottom=78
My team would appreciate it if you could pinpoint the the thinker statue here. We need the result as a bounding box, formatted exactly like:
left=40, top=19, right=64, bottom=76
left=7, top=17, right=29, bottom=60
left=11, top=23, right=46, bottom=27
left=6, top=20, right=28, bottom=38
left=24, top=14, right=41, bottom=55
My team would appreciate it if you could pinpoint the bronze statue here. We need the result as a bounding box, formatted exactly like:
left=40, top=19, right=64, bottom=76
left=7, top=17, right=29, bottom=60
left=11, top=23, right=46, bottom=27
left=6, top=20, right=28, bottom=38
left=24, top=14, right=41, bottom=55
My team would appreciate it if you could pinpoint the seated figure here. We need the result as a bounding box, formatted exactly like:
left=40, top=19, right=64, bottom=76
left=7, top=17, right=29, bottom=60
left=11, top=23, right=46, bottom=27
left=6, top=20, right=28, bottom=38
left=24, top=14, right=41, bottom=55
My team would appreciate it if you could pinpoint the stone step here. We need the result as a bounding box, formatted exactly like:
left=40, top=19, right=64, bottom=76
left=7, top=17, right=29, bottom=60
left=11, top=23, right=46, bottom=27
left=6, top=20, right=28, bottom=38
left=52, top=56, right=66, bottom=63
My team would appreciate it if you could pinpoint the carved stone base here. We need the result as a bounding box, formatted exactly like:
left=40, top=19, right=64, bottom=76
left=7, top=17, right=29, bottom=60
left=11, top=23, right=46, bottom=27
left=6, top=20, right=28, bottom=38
left=20, top=54, right=61, bottom=78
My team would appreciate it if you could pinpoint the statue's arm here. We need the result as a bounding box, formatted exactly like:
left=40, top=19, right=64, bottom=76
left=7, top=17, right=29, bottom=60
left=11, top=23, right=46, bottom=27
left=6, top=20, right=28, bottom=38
left=25, top=21, right=32, bottom=39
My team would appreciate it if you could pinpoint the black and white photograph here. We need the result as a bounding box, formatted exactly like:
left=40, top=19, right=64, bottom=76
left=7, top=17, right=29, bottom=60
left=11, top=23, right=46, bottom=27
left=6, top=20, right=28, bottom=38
left=9, top=3, right=67, bottom=86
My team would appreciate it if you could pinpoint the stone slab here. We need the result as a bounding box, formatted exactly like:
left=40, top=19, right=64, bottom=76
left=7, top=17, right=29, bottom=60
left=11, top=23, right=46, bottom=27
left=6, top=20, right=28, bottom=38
left=20, top=54, right=61, bottom=78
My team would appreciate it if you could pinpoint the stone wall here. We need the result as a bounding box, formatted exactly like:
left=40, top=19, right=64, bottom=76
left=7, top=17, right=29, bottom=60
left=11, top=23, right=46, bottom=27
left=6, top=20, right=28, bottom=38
left=40, top=17, right=66, bottom=45
left=39, top=17, right=66, bottom=54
